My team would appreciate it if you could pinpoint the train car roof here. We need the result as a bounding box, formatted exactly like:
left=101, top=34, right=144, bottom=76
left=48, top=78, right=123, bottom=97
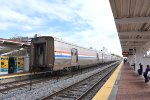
left=32, top=36, right=115, bottom=56
left=54, top=37, right=99, bottom=52
left=34, top=36, right=98, bottom=52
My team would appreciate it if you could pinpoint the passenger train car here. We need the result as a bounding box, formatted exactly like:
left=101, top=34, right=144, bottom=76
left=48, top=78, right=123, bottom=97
left=30, top=36, right=120, bottom=72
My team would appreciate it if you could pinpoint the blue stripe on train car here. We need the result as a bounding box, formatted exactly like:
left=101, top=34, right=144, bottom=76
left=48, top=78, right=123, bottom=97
left=55, top=55, right=71, bottom=59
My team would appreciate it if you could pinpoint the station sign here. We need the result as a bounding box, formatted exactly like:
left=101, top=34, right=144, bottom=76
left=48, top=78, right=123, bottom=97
left=122, top=52, right=129, bottom=57
left=122, top=52, right=129, bottom=55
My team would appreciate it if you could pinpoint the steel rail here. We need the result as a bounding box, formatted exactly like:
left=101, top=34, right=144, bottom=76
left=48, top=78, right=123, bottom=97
left=41, top=63, right=119, bottom=100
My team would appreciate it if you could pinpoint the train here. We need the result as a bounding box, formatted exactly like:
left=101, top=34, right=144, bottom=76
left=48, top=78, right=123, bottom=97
left=30, top=36, right=121, bottom=72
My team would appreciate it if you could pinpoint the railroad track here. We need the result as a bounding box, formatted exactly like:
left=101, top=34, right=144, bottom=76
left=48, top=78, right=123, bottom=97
left=42, top=64, right=118, bottom=100
left=0, top=78, right=45, bottom=93
left=0, top=72, right=86, bottom=93
left=0, top=62, right=120, bottom=99
left=0, top=63, right=109, bottom=93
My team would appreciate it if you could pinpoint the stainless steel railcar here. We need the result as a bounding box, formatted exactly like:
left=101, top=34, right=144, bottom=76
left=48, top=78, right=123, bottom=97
left=30, top=36, right=116, bottom=72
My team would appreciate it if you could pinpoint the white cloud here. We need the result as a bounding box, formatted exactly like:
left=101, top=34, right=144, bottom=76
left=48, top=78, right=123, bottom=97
left=0, top=22, right=10, bottom=30
left=0, top=0, right=122, bottom=56
left=22, top=25, right=32, bottom=30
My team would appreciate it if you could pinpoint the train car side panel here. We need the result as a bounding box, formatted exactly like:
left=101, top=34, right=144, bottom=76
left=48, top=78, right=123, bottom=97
left=53, top=40, right=72, bottom=70
left=77, top=48, right=98, bottom=66
left=53, top=39, right=99, bottom=70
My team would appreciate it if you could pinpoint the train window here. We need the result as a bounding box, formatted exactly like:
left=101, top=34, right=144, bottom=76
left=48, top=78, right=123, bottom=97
left=71, top=49, right=75, bottom=55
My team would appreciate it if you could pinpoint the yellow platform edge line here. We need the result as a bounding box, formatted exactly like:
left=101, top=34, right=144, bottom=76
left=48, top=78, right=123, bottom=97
left=92, top=62, right=123, bottom=100
left=0, top=73, right=30, bottom=79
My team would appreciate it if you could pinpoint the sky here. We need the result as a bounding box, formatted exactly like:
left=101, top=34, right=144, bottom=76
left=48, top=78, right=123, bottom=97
left=0, top=0, right=122, bottom=56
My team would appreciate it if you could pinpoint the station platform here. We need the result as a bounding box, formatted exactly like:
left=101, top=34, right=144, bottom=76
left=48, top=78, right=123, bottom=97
left=0, top=72, right=31, bottom=84
left=0, top=72, right=30, bottom=79
left=93, top=62, right=150, bottom=100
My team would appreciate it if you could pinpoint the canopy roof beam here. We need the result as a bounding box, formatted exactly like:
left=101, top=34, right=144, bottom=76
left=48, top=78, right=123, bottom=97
left=115, top=17, right=150, bottom=24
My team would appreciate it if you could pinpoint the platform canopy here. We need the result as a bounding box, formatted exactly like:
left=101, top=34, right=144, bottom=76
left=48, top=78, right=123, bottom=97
left=0, top=38, right=30, bottom=48
left=109, top=0, right=150, bottom=56
left=0, top=38, right=30, bottom=56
